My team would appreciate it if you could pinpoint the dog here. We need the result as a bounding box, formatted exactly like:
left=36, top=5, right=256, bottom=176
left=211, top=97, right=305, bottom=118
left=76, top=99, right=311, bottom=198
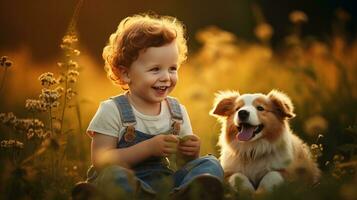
left=210, top=90, right=320, bottom=192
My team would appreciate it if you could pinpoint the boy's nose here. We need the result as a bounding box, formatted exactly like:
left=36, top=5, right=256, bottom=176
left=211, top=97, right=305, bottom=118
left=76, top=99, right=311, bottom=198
left=159, top=71, right=170, bottom=81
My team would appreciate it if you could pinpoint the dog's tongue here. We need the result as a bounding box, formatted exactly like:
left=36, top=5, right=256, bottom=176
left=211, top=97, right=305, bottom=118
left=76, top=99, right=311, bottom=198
left=237, top=125, right=255, bottom=141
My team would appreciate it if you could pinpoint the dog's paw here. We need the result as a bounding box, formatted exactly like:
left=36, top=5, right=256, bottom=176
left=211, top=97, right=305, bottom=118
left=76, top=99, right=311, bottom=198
left=228, top=172, right=255, bottom=192
left=257, top=171, right=284, bottom=192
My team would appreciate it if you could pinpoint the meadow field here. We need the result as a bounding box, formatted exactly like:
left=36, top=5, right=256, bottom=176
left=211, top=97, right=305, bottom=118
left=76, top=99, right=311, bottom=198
left=0, top=8, right=356, bottom=200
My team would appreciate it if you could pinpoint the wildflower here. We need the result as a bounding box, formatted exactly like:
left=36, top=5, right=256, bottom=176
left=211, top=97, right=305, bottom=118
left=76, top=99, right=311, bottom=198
left=0, top=139, right=24, bottom=149
left=310, top=143, right=323, bottom=160
left=36, top=129, right=50, bottom=139
left=31, top=119, right=45, bottom=129
left=68, top=60, right=79, bottom=69
left=0, top=112, right=17, bottom=125
left=66, top=88, right=77, bottom=100
left=73, top=49, right=81, bottom=56
left=57, top=75, right=65, bottom=83
left=289, top=10, right=308, bottom=24
left=14, top=119, right=33, bottom=131
left=304, top=115, right=328, bottom=136
left=31, top=129, right=50, bottom=139
left=55, top=86, right=64, bottom=94
left=51, top=101, right=60, bottom=108
left=331, top=154, right=347, bottom=178
left=25, top=99, right=47, bottom=112
left=57, top=62, right=64, bottom=68
left=1, top=56, right=8, bottom=63
left=68, top=70, right=79, bottom=77
left=39, top=88, right=61, bottom=108
left=68, top=77, right=77, bottom=83
left=67, top=70, right=79, bottom=83
left=38, top=72, right=57, bottom=86
left=0, top=56, right=12, bottom=68
left=62, top=34, right=78, bottom=45
left=254, top=23, right=273, bottom=42
left=27, top=128, right=35, bottom=139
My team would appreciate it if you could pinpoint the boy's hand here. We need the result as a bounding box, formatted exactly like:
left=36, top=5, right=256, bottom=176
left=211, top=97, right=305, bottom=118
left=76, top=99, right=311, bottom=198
left=148, top=134, right=179, bottom=157
left=178, top=134, right=200, bottom=158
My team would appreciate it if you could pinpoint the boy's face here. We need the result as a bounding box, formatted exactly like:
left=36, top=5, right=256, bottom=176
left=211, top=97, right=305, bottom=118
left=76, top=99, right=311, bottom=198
left=123, top=40, right=179, bottom=107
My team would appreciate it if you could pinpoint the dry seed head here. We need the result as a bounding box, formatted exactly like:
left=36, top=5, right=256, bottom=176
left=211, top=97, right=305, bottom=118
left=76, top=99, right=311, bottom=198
left=55, top=86, right=64, bottom=94
left=68, top=77, right=77, bottom=83
left=66, top=88, right=77, bottom=99
left=68, top=60, right=78, bottom=69
left=0, top=112, right=17, bottom=124
left=73, top=49, right=81, bottom=56
left=38, top=72, right=57, bottom=86
left=1, top=56, right=7, bottom=62
left=57, top=75, right=65, bottom=83
left=310, top=143, right=323, bottom=160
left=62, top=34, right=78, bottom=45
left=1, top=140, right=24, bottom=149
left=25, top=99, right=47, bottom=112
left=27, top=128, right=35, bottom=139
left=0, top=56, right=12, bottom=68
left=68, top=70, right=79, bottom=76
left=39, top=88, right=61, bottom=102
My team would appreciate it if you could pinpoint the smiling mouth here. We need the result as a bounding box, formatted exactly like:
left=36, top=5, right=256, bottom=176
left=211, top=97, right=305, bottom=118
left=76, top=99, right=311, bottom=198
left=236, top=123, right=264, bottom=141
left=153, top=86, right=169, bottom=90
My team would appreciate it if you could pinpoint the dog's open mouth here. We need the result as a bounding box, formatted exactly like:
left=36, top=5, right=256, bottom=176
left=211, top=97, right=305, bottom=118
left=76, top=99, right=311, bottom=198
left=237, top=123, right=264, bottom=141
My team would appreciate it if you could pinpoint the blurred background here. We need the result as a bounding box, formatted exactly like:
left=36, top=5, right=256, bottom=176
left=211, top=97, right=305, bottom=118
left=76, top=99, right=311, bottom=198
left=0, top=0, right=356, bottom=199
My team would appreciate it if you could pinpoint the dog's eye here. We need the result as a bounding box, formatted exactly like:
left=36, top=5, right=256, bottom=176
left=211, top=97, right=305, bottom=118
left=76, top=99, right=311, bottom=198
left=257, top=106, right=264, bottom=111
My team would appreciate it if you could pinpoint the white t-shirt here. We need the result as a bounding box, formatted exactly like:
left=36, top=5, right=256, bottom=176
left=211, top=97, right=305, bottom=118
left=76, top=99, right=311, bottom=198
left=87, top=99, right=193, bottom=141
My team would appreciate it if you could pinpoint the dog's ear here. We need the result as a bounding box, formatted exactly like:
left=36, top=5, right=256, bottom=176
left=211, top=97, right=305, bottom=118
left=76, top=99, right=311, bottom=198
left=268, top=90, right=295, bottom=119
left=210, top=91, right=239, bottom=117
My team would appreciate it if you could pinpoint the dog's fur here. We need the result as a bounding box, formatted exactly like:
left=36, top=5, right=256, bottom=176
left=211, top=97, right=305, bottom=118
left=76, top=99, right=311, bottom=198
left=210, top=90, right=320, bottom=192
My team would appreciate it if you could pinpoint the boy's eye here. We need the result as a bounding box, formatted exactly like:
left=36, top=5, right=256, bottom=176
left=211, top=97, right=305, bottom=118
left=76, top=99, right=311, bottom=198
left=257, top=106, right=264, bottom=111
left=149, top=67, right=160, bottom=72
left=169, top=66, right=178, bottom=72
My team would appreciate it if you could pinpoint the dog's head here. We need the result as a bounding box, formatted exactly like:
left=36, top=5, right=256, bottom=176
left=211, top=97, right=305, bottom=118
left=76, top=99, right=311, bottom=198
left=210, top=90, right=295, bottom=144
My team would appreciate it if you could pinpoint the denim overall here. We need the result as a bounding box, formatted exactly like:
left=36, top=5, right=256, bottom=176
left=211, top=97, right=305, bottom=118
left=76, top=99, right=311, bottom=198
left=88, top=94, right=224, bottom=198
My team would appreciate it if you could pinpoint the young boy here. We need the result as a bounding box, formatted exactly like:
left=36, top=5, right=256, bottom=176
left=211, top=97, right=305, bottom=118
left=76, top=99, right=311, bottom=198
left=73, top=14, right=223, bottom=199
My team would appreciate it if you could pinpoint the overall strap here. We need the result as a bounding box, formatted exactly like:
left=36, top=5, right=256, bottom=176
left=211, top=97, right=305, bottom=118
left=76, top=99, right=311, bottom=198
left=166, top=97, right=183, bottom=135
left=111, top=94, right=136, bottom=142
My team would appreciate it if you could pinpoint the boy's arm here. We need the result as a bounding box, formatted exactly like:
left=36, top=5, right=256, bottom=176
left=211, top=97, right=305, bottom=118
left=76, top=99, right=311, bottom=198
left=91, top=132, right=178, bottom=169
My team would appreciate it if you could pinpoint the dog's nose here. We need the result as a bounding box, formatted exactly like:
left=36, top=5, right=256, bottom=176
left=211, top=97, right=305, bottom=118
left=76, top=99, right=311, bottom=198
left=238, top=110, right=249, bottom=121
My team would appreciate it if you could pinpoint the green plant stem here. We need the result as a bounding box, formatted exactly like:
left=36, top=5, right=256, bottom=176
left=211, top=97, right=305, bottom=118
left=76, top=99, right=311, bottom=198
left=59, top=65, right=69, bottom=135
left=0, top=67, right=8, bottom=96
left=49, top=107, right=53, bottom=137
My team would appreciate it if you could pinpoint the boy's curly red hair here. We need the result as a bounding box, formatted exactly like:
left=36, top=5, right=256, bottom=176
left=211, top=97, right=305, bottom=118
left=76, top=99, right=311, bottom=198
left=102, top=14, right=188, bottom=87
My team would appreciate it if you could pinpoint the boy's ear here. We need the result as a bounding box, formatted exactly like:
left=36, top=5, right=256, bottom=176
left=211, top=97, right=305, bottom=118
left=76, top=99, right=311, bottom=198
left=118, top=66, right=130, bottom=84
left=210, top=91, right=239, bottom=117
left=268, top=90, right=295, bottom=119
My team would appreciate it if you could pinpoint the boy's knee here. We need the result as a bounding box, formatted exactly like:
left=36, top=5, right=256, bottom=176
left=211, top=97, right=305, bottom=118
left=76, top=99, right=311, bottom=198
left=200, top=155, right=222, bottom=168
left=94, top=165, right=138, bottom=196
left=192, top=155, right=224, bottom=178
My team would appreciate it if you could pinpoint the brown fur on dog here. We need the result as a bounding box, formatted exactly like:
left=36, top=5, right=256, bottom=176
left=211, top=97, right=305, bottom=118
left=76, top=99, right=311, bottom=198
left=211, top=90, right=320, bottom=192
